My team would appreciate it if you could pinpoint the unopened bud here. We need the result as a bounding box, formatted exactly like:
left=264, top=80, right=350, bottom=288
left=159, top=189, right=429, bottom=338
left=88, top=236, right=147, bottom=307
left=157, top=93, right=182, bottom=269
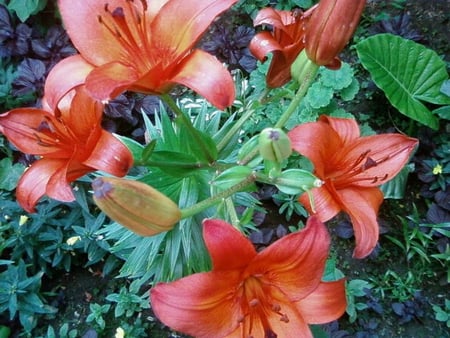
left=291, top=49, right=319, bottom=85
left=305, top=0, right=366, bottom=68
left=259, top=128, right=292, bottom=162
left=92, top=177, right=181, bottom=236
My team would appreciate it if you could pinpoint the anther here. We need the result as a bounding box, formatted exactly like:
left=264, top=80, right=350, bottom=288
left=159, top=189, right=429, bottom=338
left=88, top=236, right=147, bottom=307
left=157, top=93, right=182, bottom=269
left=361, top=156, right=377, bottom=170
left=36, top=120, right=54, bottom=133
left=280, top=314, right=289, bottom=323
left=249, top=299, right=259, bottom=307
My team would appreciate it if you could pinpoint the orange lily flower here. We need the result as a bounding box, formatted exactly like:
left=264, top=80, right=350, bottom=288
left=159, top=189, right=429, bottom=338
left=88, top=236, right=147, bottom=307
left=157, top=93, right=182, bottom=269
left=46, top=0, right=237, bottom=110
left=0, top=87, right=133, bottom=213
left=305, top=0, right=366, bottom=68
left=150, top=216, right=346, bottom=338
left=249, top=7, right=315, bottom=88
left=288, top=115, right=419, bottom=258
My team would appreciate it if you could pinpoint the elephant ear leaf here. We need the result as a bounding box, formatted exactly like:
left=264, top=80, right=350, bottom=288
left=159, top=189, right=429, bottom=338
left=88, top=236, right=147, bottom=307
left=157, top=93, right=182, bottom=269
left=356, top=33, right=450, bottom=130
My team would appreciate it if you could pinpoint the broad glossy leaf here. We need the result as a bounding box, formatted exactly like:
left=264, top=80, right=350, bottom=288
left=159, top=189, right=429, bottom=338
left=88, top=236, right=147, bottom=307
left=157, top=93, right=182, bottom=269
left=357, top=34, right=450, bottom=130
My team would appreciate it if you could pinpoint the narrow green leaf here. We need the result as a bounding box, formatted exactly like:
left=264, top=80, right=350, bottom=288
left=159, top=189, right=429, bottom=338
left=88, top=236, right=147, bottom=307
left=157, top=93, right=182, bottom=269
left=115, top=135, right=143, bottom=164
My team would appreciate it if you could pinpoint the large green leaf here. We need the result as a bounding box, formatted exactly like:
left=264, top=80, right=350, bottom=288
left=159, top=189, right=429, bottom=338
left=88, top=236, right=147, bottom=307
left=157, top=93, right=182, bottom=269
left=357, top=34, right=450, bottom=129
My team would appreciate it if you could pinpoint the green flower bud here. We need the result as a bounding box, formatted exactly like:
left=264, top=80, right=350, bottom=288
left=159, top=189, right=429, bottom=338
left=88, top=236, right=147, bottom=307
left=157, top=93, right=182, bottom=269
left=212, top=166, right=255, bottom=191
left=92, top=177, right=181, bottom=236
left=275, top=169, right=323, bottom=195
left=291, top=49, right=319, bottom=85
left=259, top=128, right=292, bottom=162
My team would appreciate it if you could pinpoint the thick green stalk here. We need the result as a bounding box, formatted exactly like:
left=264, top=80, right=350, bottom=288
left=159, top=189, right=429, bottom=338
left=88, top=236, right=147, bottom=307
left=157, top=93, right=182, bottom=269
left=180, top=172, right=257, bottom=219
left=217, top=106, right=255, bottom=153
left=274, top=65, right=319, bottom=129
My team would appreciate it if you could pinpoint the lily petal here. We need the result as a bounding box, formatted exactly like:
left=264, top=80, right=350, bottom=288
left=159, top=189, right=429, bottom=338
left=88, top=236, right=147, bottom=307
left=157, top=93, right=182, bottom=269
left=203, top=219, right=256, bottom=270
left=248, top=216, right=330, bottom=300
left=82, top=130, right=134, bottom=177
left=151, top=0, right=238, bottom=56
left=64, top=87, right=103, bottom=140
left=170, top=49, right=235, bottom=110
left=289, top=121, right=343, bottom=178
left=44, top=55, right=94, bottom=111
left=47, top=159, right=93, bottom=201
left=16, top=159, right=76, bottom=213
left=253, top=8, right=296, bottom=29
left=297, top=280, right=347, bottom=324
left=85, top=61, right=140, bottom=101
left=319, top=115, right=360, bottom=145
left=0, top=109, right=69, bottom=157
left=249, top=31, right=283, bottom=62
left=58, top=0, right=127, bottom=65
left=150, top=271, right=242, bottom=338
left=340, top=134, right=419, bottom=187
left=299, top=185, right=341, bottom=222
left=338, top=187, right=384, bottom=258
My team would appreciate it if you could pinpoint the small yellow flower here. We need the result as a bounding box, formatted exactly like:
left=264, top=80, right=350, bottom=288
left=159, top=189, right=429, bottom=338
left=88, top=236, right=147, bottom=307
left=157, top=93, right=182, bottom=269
left=433, top=164, right=443, bottom=175
left=19, top=215, right=29, bottom=226
left=115, top=327, right=125, bottom=338
left=66, top=236, right=81, bottom=246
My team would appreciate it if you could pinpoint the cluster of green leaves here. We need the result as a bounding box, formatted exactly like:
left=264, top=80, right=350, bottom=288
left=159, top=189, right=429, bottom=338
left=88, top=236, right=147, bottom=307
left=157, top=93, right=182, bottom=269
left=0, top=59, right=34, bottom=111
left=2, top=0, right=47, bottom=22
left=432, top=299, right=450, bottom=328
left=236, top=0, right=314, bottom=17
left=370, top=269, right=422, bottom=303
left=240, top=58, right=361, bottom=138
left=106, top=102, right=261, bottom=286
left=0, top=260, right=56, bottom=332
left=0, top=147, right=120, bottom=334
left=345, top=279, right=374, bottom=323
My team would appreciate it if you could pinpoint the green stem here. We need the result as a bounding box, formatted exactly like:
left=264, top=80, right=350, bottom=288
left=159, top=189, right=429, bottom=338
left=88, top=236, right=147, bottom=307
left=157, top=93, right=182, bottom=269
left=224, top=197, right=240, bottom=227
left=217, top=106, right=256, bottom=153
left=161, top=94, right=215, bottom=163
left=180, top=172, right=257, bottom=219
left=274, top=65, right=319, bottom=129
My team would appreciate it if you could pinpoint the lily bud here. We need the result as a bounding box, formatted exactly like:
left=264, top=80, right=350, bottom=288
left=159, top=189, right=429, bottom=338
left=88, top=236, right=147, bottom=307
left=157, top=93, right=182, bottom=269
left=305, top=0, right=366, bottom=68
left=259, top=128, right=292, bottom=162
left=291, top=49, right=320, bottom=85
left=92, top=177, right=181, bottom=236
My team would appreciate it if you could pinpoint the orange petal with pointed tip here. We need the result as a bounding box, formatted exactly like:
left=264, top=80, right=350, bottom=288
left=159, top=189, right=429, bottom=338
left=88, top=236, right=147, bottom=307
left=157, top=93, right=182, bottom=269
left=297, top=279, right=347, bottom=324
left=16, top=159, right=81, bottom=213
left=289, top=121, right=343, bottom=178
left=203, top=218, right=256, bottom=270
left=83, top=130, right=134, bottom=177
left=338, top=187, right=383, bottom=258
left=151, top=0, right=239, bottom=56
left=44, top=55, right=94, bottom=111
left=299, top=185, right=342, bottom=222
left=249, top=215, right=330, bottom=300
left=150, top=271, right=243, bottom=338
left=170, top=49, right=236, bottom=110
left=337, top=134, right=419, bottom=187
left=85, top=62, right=140, bottom=101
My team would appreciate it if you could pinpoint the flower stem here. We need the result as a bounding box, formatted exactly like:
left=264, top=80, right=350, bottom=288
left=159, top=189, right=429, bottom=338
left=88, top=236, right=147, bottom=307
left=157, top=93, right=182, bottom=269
left=161, top=94, right=216, bottom=163
left=180, top=172, right=257, bottom=219
left=217, top=104, right=256, bottom=153
left=274, top=65, right=319, bottom=129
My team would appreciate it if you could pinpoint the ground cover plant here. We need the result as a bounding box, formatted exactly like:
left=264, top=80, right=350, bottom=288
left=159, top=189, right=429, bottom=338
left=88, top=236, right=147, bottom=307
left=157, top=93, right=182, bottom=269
left=0, top=0, right=449, bottom=337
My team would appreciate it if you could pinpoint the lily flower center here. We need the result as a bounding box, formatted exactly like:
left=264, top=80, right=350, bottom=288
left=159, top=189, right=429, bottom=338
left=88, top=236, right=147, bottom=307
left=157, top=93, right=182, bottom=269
left=97, top=0, right=153, bottom=71
left=236, top=274, right=289, bottom=338
left=34, top=117, right=76, bottom=150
